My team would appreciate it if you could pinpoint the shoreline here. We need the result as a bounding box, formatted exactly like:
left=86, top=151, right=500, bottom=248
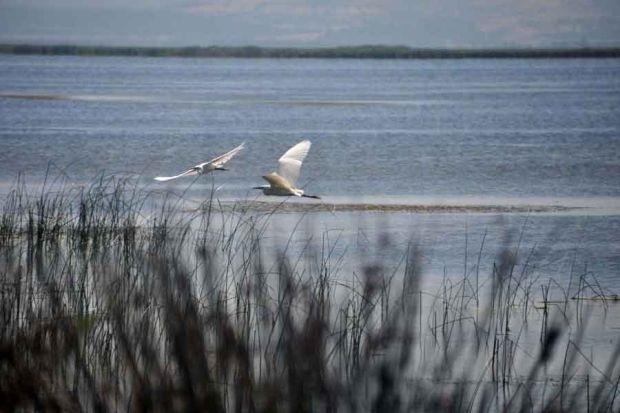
left=1, top=44, right=619, bottom=59
left=201, top=200, right=581, bottom=214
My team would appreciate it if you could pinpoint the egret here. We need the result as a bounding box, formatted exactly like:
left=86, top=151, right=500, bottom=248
left=154, top=142, right=244, bottom=182
left=253, top=139, right=320, bottom=199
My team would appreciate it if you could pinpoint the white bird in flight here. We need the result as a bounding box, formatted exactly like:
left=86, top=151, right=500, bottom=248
left=253, top=139, right=320, bottom=199
left=154, top=142, right=245, bottom=182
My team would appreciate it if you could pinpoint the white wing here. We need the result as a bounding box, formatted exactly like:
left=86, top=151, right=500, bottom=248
left=198, top=142, right=245, bottom=169
left=154, top=168, right=198, bottom=182
left=278, top=140, right=311, bottom=186
left=154, top=142, right=244, bottom=182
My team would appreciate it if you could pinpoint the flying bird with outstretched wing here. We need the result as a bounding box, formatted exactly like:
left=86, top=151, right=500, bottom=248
left=253, top=140, right=320, bottom=199
left=154, top=142, right=245, bottom=182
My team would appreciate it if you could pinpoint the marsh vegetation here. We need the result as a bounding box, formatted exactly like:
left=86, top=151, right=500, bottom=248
left=1, top=176, right=619, bottom=412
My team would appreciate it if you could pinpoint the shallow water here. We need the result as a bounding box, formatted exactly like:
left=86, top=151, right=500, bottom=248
left=0, top=54, right=619, bottom=283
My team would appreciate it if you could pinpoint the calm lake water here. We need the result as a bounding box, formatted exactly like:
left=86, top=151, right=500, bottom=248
left=0, top=54, right=619, bottom=288
left=2, top=54, right=620, bottom=379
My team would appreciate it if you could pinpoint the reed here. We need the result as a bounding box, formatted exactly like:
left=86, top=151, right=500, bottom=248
left=0, top=176, right=618, bottom=412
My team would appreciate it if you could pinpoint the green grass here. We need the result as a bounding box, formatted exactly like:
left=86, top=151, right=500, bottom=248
left=1, top=176, right=619, bottom=412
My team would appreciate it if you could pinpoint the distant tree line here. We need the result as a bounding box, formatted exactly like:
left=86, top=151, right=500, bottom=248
left=0, top=44, right=619, bottom=59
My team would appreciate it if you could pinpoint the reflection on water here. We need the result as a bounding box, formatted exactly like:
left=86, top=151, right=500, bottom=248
left=189, top=204, right=620, bottom=381
left=187, top=201, right=620, bottom=292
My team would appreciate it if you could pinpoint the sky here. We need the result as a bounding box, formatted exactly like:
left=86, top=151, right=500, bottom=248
left=1, top=0, right=619, bottom=48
